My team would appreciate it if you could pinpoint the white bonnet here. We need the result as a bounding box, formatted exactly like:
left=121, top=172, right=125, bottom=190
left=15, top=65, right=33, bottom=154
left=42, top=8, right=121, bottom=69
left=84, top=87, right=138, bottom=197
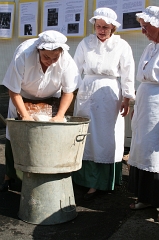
left=89, top=7, right=121, bottom=28
left=36, top=30, right=69, bottom=51
left=136, top=6, right=159, bottom=28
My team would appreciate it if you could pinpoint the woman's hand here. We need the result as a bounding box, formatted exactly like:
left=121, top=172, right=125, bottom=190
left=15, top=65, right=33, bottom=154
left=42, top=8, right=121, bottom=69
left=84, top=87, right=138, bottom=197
left=9, top=90, right=34, bottom=120
left=22, top=115, right=34, bottom=121
left=49, top=116, right=66, bottom=122
left=120, top=97, right=130, bottom=117
left=49, top=92, right=74, bottom=122
left=50, top=92, right=73, bottom=121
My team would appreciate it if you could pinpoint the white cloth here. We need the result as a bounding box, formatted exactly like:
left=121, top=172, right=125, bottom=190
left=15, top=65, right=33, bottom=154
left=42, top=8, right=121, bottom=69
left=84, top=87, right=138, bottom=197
left=3, top=38, right=81, bottom=139
left=73, top=34, right=135, bottom=164
left=136, top=6, right=159, bottom=28
left=32, top=114, right=67, bottom=122
left=36, top=30, right=69, bottom=51
left=128, top=42, right=159, bottom=173
left=89, top=7, right=121, bottom=28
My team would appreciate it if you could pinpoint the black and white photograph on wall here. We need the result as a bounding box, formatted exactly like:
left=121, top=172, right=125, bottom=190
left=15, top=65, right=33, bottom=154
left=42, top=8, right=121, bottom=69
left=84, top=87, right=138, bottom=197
left=0, top=2, right=14, bottom=38
left=123, top=11, right=141, bottom=29
left=42, top=0, right=86, bottom=36
left=18, top=0, right=38, bottom=38
left=0, top=12, right=11, bottom=29
left=67, top=23, right=79, bottom=34
left=24, top=24, right=32, bottom=35
left=75, top=13, right=80, bottom=21
left=47, top=8, right=58, bottom=26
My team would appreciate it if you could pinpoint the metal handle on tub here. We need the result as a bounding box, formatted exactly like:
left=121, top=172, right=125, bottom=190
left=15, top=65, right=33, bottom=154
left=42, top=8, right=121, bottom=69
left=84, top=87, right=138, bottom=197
left=60, top=197, right=76, bottom=213
left=76, top=133, right=90, bottom=142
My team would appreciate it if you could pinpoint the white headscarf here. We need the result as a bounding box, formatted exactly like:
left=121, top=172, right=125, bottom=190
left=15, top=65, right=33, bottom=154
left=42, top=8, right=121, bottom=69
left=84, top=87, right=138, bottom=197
left=89, top=7, right=121, bottom=28
left=136, top=6, right=159, bottom=28
left=36, top=30, right=69, bottom=51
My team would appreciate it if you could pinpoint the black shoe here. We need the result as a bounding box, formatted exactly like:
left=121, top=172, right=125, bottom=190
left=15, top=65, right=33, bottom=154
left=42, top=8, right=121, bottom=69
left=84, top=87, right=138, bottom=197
left=0, top=179, right=12, bottom=192
left=84, top=191, right=97, bottom=201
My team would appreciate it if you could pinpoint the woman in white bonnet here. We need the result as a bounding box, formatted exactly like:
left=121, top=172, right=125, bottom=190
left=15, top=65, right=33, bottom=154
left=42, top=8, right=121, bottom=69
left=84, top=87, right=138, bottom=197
left=128, top=6, right=159, bottom=219
left=72, top=7, right=135, bottom=200
left=0, top=30, right=81, bottom=192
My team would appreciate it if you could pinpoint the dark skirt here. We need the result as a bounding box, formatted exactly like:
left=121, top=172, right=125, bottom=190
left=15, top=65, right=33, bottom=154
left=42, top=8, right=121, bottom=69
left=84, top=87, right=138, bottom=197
left=72, top=160, right=122, bottom=191
left=128, top=166, right=159, bottom=207
left=5, top=138, right=23, bottom=180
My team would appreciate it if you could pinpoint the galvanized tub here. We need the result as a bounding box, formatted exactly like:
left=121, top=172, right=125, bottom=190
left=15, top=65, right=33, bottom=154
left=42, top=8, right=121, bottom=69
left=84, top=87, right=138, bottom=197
left=7, top=116, right=90, bottom=225
left=7, top=116, right=90, bottom=174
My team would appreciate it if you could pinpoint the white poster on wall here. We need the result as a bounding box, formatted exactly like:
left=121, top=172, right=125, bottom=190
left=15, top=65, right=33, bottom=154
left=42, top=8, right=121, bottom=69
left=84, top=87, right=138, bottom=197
left=0, top=2, right=15, bottom=39
left=19, top=0, right=38, bottom=38
left=42, top=0, right=87, bottom=37
left=96, top=0, right=146, bottom=32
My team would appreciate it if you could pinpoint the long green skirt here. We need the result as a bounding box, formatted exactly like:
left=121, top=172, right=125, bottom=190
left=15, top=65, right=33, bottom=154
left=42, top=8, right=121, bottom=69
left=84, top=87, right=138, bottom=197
left=72, top=160, right=122, bottom=191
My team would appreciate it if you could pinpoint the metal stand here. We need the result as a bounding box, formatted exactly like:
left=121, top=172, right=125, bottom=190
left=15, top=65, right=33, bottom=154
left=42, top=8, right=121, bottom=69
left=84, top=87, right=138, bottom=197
left=18, top=172, right=77, bottom=225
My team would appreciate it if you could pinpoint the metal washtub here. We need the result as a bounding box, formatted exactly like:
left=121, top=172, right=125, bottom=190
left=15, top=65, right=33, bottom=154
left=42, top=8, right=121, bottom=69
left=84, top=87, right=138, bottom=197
left=7, top=116, right=90, bottom=225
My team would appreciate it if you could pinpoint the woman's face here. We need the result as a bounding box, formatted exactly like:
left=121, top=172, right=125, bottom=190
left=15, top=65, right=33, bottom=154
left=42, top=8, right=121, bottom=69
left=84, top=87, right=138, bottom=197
left=39, top=49, right=62, bottom=67
left=94, top=19, right=114, bottom=42
left=139, top=18, right=159, bottom=43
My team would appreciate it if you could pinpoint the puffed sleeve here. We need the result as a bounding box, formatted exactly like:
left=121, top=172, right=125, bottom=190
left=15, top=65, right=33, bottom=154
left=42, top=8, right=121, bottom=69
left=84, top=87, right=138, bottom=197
left=60, top=51, right=82, bottom=93
left=2, top=49, right=25, bottom=94
left=119, top=40, right=135, bottom=99
left=74, top=41, right=85, bottom=75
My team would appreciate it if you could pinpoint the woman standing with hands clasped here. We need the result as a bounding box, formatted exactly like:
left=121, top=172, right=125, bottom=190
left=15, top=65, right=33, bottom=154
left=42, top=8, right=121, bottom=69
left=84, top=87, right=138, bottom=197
left=72, top=7, right=135, bottom=200
left=128, top=6, right=159, bottom=221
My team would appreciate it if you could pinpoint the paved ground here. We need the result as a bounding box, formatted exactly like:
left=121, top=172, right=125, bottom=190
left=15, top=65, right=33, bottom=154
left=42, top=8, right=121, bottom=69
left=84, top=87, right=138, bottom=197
left=0, top=87, right=159, bottom=239
left=0, top=135, right=132, bottom=240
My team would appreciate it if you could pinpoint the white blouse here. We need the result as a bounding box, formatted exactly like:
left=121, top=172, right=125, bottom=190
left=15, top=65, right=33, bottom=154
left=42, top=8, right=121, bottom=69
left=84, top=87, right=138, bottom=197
left=3, top=38, right=81, bottom=140
left=137, top=42, right=159, bottom=84
left=74, top=34, right=135, bottom=99
left=3, top=38, right=81, bottom=99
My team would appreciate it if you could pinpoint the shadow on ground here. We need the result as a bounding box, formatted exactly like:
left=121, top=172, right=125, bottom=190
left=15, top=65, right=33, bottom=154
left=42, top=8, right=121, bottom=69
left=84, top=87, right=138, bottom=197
left=31, top=173, right=134, bottom=239
left=0, top=161, right=136, bottom=240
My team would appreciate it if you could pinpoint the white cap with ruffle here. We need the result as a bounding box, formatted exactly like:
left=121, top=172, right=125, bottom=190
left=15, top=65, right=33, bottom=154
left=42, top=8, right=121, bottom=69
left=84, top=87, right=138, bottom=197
left=36, top=30, right=69, bottom=51
left=89, top=7, right=121, bottom=28
left=136, top=6, right=159, bottom=28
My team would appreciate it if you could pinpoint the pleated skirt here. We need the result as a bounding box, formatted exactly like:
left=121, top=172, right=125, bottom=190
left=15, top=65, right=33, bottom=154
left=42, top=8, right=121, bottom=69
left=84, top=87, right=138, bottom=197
left=128, top=166, right=159, bottom=207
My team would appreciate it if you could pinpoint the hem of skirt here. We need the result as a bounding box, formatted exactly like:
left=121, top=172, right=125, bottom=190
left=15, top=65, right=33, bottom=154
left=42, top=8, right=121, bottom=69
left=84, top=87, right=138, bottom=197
left=82, top=158, right=122, bottom=164
left=128, top=161, right=159, bottom=173
left=73, top=179, right=114, bottom=191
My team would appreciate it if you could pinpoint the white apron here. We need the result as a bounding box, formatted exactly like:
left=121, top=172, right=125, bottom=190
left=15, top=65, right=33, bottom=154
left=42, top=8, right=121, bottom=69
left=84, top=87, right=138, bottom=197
left=128, top=42, right=159, bottom=173
left=74, top=74, right=124, bottom=164
left=73, top=34, right=135, bottom=164
left=128, top=82, right=159, bottom=173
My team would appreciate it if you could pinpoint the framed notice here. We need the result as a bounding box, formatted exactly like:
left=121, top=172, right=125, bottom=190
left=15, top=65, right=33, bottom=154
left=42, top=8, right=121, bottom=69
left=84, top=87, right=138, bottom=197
left=0, top=2, right=15, bottom=39
left=18, top=0, right=38, bottom=38
left=41, top=0, right=87, bottom=37
left=95, top=0, right=148, bottom=32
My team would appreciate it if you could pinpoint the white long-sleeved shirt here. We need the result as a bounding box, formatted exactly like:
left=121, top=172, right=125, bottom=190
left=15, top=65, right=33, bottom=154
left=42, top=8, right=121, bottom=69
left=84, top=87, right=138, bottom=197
left=74, top=34, right=135, bottom=99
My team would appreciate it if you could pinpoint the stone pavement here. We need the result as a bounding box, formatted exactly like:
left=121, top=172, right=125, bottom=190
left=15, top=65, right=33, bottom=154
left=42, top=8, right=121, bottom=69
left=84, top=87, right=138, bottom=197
left=0, top=87, right=159, bottom=239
